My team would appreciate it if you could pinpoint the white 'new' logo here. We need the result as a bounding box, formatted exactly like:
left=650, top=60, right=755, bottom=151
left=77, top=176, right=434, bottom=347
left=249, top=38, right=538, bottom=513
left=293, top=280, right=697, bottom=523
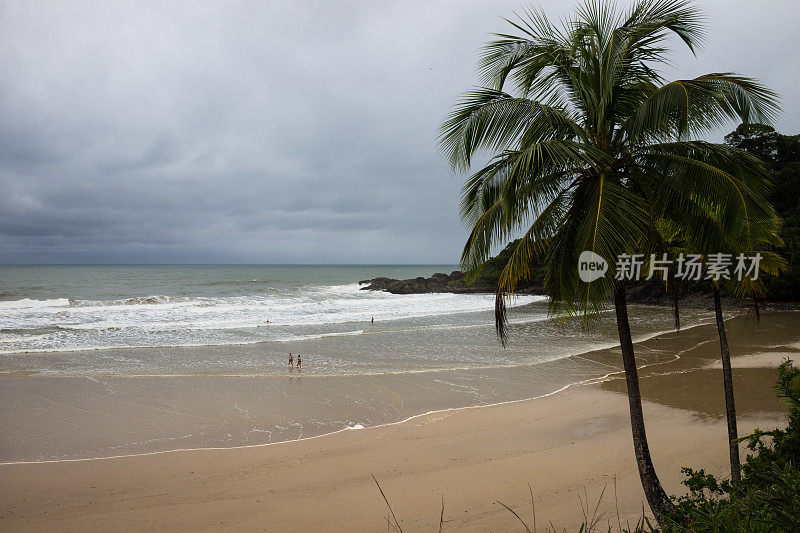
left=578, top=251, right=608, bottom=282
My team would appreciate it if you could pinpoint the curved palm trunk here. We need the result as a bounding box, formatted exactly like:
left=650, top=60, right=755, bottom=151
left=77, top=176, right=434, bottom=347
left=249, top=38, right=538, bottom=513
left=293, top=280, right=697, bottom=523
left=712, top=285, right=741, bottom=484
left=613, top=282, right=675, bottom=523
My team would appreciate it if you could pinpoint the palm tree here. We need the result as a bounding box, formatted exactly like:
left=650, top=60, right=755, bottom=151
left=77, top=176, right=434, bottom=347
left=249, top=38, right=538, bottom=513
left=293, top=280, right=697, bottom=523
left=662, top=210, right=784, bottom=485
left=439, top=0, right=779, bottom=523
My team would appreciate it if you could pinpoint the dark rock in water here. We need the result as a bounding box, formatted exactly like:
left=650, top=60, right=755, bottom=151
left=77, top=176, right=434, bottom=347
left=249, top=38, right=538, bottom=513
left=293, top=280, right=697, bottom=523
left=359, top=268, right=784, bottom=310
left=359, top=270, right=543, bottom=295
left=358, top=269, right=728, bottom=308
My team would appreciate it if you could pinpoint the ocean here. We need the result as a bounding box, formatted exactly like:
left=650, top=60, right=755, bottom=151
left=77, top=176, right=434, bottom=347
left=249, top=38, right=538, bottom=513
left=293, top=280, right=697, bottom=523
left=0, top=265, right=715, bottom=461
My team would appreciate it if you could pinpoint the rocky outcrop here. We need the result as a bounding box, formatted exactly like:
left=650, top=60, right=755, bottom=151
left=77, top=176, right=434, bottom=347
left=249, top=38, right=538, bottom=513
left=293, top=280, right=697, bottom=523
left=358, top=270, right=784, bottom=312
left=359, top=270, right=800, bottom=311
left=359, top=271, right=544, bottom=295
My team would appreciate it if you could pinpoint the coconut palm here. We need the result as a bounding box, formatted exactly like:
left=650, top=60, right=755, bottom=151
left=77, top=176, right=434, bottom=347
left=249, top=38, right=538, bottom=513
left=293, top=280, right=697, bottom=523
left=439, top=0, right=779, bottom=523
left=662, top=208, right=784, bottom=485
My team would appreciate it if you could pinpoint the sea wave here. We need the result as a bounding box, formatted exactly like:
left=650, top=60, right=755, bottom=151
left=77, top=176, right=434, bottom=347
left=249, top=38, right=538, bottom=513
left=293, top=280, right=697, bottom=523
left=0, top=284, right=547, bottom=354
left=0, top=298, right=70, bottom=309
left=113, top=295, right=190, bottom=306
left=192, top=279, right=277, bottom=286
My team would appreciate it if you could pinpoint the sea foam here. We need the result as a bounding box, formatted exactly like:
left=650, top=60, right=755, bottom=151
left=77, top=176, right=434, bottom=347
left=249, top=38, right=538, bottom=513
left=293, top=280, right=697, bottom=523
left=0, top=283, right=544, bottom=354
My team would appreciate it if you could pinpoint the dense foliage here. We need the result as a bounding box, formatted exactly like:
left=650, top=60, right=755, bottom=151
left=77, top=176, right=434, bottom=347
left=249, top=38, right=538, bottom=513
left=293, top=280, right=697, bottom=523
left=472, top=238, right=546, bottom=288
left=725, top=124, right=800, bottom=302
left=439, top=0, right=780, bottom=331
left=471, top=125, right=800, bottom=304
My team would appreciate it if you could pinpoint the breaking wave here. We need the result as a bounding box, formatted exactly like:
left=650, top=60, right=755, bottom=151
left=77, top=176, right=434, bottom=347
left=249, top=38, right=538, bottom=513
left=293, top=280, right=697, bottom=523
left=0, top=284, right=545, bottom=354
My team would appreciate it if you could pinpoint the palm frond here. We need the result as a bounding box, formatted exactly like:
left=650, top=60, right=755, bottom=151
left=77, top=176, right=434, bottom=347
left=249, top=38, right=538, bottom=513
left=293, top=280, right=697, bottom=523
left=439, top=0, right=783, bottom=341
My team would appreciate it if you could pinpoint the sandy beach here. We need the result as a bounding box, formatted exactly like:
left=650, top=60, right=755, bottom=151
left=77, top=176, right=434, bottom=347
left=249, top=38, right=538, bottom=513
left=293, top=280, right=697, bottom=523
left=1, top=312, right=797, bottom=532
left=2, top=0, right=798, bottom=529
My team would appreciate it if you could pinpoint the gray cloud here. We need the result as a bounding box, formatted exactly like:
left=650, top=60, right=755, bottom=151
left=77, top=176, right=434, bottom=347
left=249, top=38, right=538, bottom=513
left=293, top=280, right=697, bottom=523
left=1, top=0, right=798, bottom=263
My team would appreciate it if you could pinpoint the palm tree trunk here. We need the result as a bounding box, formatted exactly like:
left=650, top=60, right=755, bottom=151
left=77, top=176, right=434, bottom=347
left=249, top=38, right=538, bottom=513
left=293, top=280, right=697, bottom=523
left=613, top=281, right=675, bottom=523
left=713, top=285, right=741, bottom=484
left=670, top=270, right=680, bottom=331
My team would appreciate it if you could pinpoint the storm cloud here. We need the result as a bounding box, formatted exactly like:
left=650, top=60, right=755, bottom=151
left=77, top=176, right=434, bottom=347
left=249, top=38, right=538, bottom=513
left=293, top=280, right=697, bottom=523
left=1, top=0, right=798, bottom=263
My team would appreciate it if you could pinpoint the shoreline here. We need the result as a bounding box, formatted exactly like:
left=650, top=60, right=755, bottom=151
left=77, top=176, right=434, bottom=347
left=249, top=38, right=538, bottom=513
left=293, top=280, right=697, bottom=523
left=0, top=314, right=709, bottom=377
left=0, top=314, right=728, bottom=464
left=1, top=313, right=798, bottom=530
left=0, top=382, right=584, bottom=467
left=3, top=312, right=798, bottom=464
left=0, top=320, right=711, bottom=467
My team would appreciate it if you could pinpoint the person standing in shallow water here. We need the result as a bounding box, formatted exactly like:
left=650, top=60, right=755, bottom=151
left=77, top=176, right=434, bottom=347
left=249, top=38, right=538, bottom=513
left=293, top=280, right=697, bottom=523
left=288, top=353, right=293, bottom=368
left=297, top=354, right=301, bottom=369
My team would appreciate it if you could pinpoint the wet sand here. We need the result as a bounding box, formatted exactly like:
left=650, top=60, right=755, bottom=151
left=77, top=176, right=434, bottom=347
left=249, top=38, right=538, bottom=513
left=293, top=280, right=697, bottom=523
left=0, top=312, right=798, bottom=531
left=0, top=359, right=613, bottom=463
left=3, top=313, right=798, bottom=463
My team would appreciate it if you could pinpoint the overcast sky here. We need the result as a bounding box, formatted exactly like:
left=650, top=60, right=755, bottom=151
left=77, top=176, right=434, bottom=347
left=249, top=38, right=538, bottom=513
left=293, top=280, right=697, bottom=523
left=1, top=0, right=798, bottom=264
